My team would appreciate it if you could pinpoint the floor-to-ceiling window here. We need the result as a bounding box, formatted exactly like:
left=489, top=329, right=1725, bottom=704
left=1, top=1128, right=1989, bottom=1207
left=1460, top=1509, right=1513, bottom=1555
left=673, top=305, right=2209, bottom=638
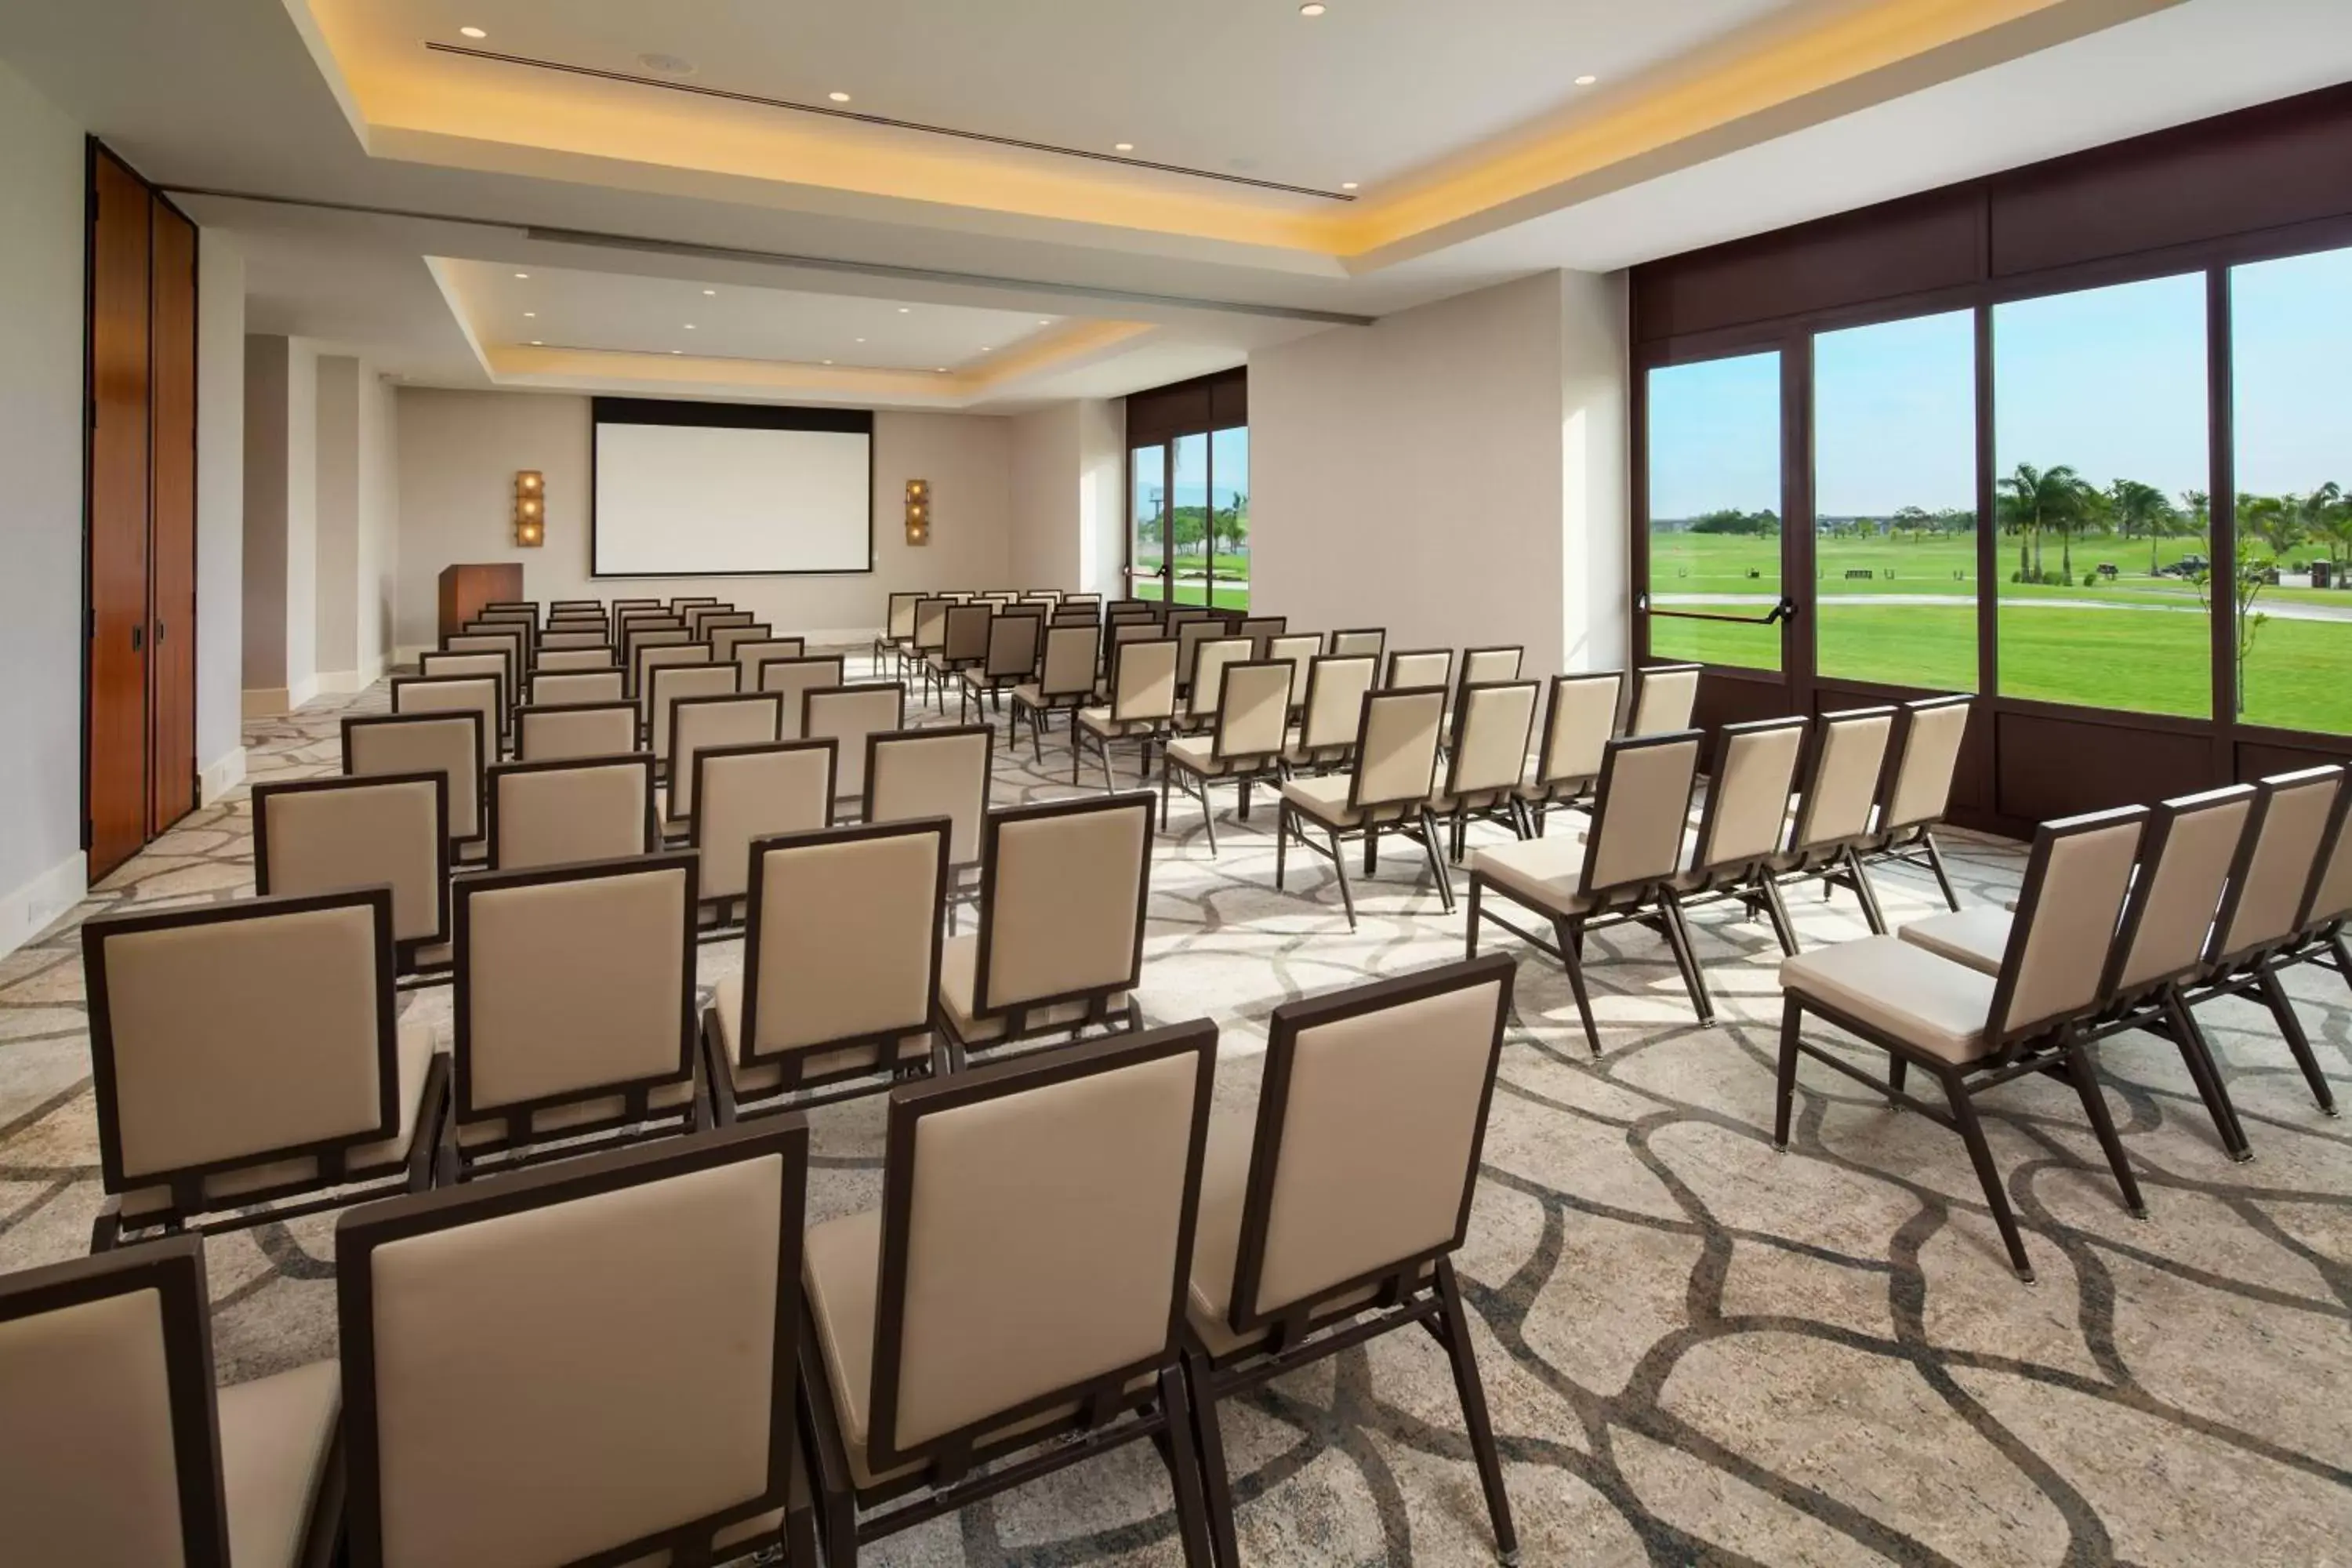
left=1124, top=368, right=1248, bottom=610
left=1644, top=351, right=1784, bottom=670
left=1129, top=441, right=1167, bottom=601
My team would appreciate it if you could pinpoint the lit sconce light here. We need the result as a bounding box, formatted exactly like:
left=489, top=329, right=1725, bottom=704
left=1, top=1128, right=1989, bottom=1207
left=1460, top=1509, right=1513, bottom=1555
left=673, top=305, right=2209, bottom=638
left=514, top=470, right=546, bottom=547
left=904, top=478, right=931, bottom=546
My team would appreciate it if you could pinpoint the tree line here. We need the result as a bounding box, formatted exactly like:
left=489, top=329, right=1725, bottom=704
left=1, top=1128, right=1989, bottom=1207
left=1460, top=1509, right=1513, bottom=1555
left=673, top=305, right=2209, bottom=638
left=1998, top=465, right=2350, bottom=583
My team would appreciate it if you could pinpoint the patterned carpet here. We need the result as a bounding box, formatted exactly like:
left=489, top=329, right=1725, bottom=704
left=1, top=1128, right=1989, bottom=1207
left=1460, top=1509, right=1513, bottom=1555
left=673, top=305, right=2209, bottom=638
left=3, top=662, right=2348, bottom=1566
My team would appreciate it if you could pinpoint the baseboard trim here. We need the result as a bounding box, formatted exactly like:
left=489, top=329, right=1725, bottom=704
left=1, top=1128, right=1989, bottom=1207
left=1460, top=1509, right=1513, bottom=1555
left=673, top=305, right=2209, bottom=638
left=288, top=673, right=321, bottom=710
left=200, top=746, right=248, bottom=804
left=242, top=687, right=289, bottom=718
left=0, top=850, right=87, bottom=963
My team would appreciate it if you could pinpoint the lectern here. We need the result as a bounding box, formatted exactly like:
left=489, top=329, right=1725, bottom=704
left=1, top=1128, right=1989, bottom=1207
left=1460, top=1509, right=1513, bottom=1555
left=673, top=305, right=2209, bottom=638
left=437, top=563, right=524, bottom=641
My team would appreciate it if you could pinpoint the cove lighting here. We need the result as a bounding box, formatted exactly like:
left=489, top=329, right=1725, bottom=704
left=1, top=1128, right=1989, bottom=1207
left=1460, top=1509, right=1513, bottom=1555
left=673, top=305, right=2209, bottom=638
left=829, top=92, right=851, bottom=103
left=459, top=26, right=487, bottom=39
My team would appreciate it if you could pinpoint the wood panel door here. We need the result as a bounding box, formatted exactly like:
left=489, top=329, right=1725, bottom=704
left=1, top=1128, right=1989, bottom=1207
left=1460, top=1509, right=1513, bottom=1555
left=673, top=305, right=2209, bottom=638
left=87, top=150, right=152, bottom=882
left=147, top=200, right=198, bottom=833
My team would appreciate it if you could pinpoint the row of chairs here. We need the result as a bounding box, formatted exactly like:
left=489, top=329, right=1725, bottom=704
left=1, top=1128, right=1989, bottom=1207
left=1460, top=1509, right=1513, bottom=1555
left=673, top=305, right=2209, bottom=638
left=6, top=953, right=1526, bottom=1568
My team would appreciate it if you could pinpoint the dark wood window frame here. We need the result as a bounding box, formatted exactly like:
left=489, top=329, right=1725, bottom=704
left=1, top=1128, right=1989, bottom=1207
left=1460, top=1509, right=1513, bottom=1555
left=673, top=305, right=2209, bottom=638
left=1123, top=367, right=1247, bottom=606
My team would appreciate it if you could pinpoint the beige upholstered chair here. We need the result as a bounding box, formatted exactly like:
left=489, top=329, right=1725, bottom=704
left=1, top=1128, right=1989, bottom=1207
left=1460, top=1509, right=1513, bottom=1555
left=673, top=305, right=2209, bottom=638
left=1674, top=716, right=1809, bottom=969
left=1010, top=622, right=1102, bottom=769
left=338, top=1121, right=817, bottom=1568
left=1098, top=620, right=1163, bottom=697
left=806, top=683, right=908, bottom=816
left=1164, top=659, right=1297, bottom=856
left=1778, top=806, right=2152, bottom=1279
left=1174, top=637, right=1252, bottom=737
left=437, top=634, right=520, bottom=698
left=0, top=1236, right=343, bottom=1566
left=1236, top=615, right=1287, bottom=655
left=441, top=852, right=704, bottom=1177
left=1327, top=627, right=1385, bottom=661
left=1181, top=956, right=1519, bottom=1568
left=1855, top=694, right=1974, bottom=911
left=1384, top=648, right=1453, bottom=691
left=710, top=622, right=775, bottom=662
left=1466, top=730, right=1706, bottom=1052
left=866, top=725, right=993, bottom=915
left=514, top=701, right=637, bottom=763
left=1770, top=705, right=1900, bottom=936
left=621, top=625, right=691, bottom=690
left=1076, top=637, right=1180, bottom=791
left=1265, top=635, right=1323, bottom=717
left=1275, top=686, right=1451, bottom=930
left=877, top=591, right=923, bottom=677
left=82, top=887, right=447, bottom=1248
left=417, top=652, right=513, bottom=723
left=486, top=753, right=657, bottom=872
left=390, top=673, right=500, bottom=764
left=938, top=793, right=1155, bottom=1062
left=735, top=635, right=808, bottom=687
left=705, top=819, right=949, bottom=1120
left=2290, top=782, right=2352, bottom=1002
left=924, top=603, right=993, bottom=707
left=666, top=692, right=785, bottom=830
left=800, top=1024, right=1219, bottom=1566
left=644, top=652, right=731, bottom=750
left=1515, top=670, right=1623, bottom=832
left=343, top=708, right=485, bottom=852
left=672, top=594, right=723, bottom=612
left=633, top=640, right=713, bottom=714
left=1460, top=645, right=1524, bottom=686
left=958, top=609, right=1041, bottom=721
left=1430, top=678, right=1541, bottom=859
left=256, top=773, right=452, bottom=975
left=760, top=655, right=846, bottom=740
left=529, top=668, right=623, bottom=707
left=1627, top=662, right=1703, bottom=735
left=906, top=595, right=950, bottom=686
left=537, top=634, right=612, bottom=657
left=691, top=608, right=757, bottom=639
left=1282, top=653, right=1377, bottom=774
left=1174, top=619, right=1230, bottom=700
left=689, top=739, right=840, bottom=924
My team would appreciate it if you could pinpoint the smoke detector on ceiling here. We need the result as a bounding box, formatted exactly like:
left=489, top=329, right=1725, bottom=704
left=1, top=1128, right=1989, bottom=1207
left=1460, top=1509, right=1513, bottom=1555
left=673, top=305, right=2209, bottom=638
left=637, top=53, right=695, bottom=76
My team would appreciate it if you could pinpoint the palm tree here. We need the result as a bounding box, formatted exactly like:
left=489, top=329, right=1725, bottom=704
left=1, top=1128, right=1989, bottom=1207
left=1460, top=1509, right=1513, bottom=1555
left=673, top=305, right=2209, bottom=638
left=2107, top=478, right=2176, bottom=575
left=1998, top=463, right=2085, bottom=583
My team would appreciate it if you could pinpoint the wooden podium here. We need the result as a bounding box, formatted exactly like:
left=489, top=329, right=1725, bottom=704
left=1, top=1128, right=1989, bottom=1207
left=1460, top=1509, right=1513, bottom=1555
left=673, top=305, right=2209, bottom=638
left=437, top=563, right=524, bottom=641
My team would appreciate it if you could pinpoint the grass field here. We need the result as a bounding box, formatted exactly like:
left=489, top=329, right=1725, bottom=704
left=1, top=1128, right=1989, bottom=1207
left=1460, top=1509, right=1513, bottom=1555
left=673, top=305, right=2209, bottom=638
left=1131, top=549, right=1252, bottom=612
left=1649, top=529, right=2352, bottom=731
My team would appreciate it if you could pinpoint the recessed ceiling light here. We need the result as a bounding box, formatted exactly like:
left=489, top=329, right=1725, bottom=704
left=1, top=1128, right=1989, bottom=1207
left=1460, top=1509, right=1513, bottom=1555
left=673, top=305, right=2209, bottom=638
left=1341, top=181, right=1359, bottom=191
left=855, top=337, right=866, bottom=343
left=702, top=289, right=716, bottom=296
left=1038, top=318, right=1051, bottom=325
left=1299, top=3, right=1326, bottom=14
left=670, top=349, right=683, bottom=355
left=459, top=25, right=487, bottom=38
left=513, top=271, right=529, bottom=280
left=897, top=307, right=910, bottom=314
left=1114, top=143, right=1134, bottom=153
left=1574, top=74, right=1598, bottom=86
left=935, top=368, right=949, bottom=374
left=684, top=324, right=696, bottom=330
left=523, top=310, right=535, bottom=318
left=528, top=339, right=543, bottom=345
left=828, top=91, right=851, bottom=103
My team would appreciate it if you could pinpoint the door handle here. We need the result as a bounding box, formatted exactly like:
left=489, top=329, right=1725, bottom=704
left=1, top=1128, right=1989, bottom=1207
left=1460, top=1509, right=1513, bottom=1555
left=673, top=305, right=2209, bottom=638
left=154, top=620, right=165, bottom=644
left=131, top=624, right=144, bottom=653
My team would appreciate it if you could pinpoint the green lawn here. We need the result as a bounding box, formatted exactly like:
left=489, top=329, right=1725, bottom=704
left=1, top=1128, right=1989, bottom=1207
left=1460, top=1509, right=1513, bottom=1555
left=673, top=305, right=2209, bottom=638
left=1130, top=548, right=1251, bottom=612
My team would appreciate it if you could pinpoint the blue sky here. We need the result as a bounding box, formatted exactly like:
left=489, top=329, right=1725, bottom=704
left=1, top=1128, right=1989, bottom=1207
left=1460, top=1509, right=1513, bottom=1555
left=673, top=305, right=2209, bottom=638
left=1646, top=245, right=2348, bottom=520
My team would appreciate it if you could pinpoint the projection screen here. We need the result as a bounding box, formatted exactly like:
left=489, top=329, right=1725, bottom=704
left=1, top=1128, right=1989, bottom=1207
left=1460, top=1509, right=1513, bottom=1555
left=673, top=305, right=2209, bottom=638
left=590, top=398, right=874, bottom=575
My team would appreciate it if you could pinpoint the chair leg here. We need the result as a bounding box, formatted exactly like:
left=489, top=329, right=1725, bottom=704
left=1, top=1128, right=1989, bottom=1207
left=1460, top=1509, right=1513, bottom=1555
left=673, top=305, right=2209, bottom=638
left=1160, top=752, right=1174, bottom=826
left=2332, top=931, right=2352, bottom=997
left=1759, top=874, right=1802, bottom=956
left=2254, top=962, right=2338, bottom=1116
left=1365, top=829, right=1379, bottom=876
left=1556, top=916, right=1600, bottom=1056
left=2160, top=986, right=2253, bottom=1161
left=2061, top=1039, right=2148, bottom=1218
left=1329, top=829, right=1359, bottom=930
left=1922, top=829, right=1962, bottom=912
left=1465, top=877, right=1482, bottom=958
left=1200, top=777, right=1220, bottom=857
left=1032, top=706, right=1046, bottom=764
left=1156, top=1364, right=1219, bottom=1568
left=1842, top=846, right=1889, bottom=935
left=1181, top=1350, right=1243, bottom=1568
left=1417, top=808, right=1455, bottom=913
left=1434, top=1258, right=1520, bottom=1567
left=1275, top=803, right=1291, bottom=890
left=1658, top=893, right=1714, bottom=1026
left=1773, top=997, right=1802, bottom=1149
left=1888, top=1055, right=1908, bottom=1106
left=1941, top=1069, right=2036, bottom=1281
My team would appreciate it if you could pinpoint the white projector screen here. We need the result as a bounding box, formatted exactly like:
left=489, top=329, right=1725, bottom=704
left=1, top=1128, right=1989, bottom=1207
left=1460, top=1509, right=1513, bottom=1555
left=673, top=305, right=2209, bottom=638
left=591, top=401, right=873, bottom=575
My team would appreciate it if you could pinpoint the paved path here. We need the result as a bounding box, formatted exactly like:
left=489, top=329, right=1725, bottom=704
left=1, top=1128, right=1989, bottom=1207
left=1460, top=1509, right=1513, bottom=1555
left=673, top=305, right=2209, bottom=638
left=1657, top=591, right=2352, bottom=624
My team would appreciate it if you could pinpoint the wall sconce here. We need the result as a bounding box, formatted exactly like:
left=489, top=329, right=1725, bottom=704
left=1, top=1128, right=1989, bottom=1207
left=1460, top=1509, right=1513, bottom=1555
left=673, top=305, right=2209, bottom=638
left=514, top=470, right=545, bottom=547
left=904, top=478, right=930, bottom=546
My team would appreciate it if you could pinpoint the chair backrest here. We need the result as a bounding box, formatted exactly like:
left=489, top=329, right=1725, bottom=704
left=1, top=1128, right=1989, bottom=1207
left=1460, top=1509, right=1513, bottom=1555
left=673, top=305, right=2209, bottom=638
left=84, top=888, right=400, bottom=1194
left=1988, top=807, right=2149, bottom=1042
left=515, top=702, right=637, bottom=764
left=1878, top=695, right=1973, bottom=834
left=1789, top=706, right=1897, bottom=852
left=1578, top=731, right=1704, bottom=898
left=758, top=655, right=845, bottom=740
left=1628, top=662, right=1703, bottom=736
left=452, top=854, right=697, bottom=1128
left=942, top=603, right=994, bottom=662
left=867, top=726, right=993, bottom=866
left=2299, top=781, right=2352, bottom=935
left=1038, top=623, right=1101, bottom=698
left=535, top=646, right=616, bottom=672
left=256, top=773, right=450, bottom=946
left=1297, top=655, right=1377, bottom=751
left=1224, top=956, right=1512, bottom=1333
left=622, top=626, right=691, bottom=686
left=980, top=610, right=1040, bottom=678
left=1691, top=717, right=1807, bottom=873
left=481, top=599, right=539, bottom=619
left=886, top=592, right=923, bottom=640
left=1109, top=638, right=1180, bottom=723
left=1385, top=648, right=1453, bottom=691
left=670, top=595, right=720, bottom=612
left=804, top=683, right=906, bottom=800
left=858, top=1022, right=1214, bottom=1474
left=488, top=754, right=656, bottom=872
left=649, top=662, right=742, bottom=760
left=2211, top=765, right=2345, bottom=964
left=1461, top=646, right=1523, bottom=686
left=636, top=644, right=718, bottom=731
left=345, top=709, right=485, bottom=843
left=973, top=793, right=1154, bottom=1018
left=1106, top=619, right=1161, bottom=670
left=1442, top=680, right=1541, bottom=797
left=418, top=654, right=511, bottom=728
left=530, top=669, right=623, bottom=708
left=1107, top=601, right=1159, bottom=628
left=1237, top=615, right=1287, bottom=654
left=668, top=694, right=785, bottom=825
left=1052, top=607, right=1098, bottom=629
left=1175, top=619, right=1226, bottom=692
left=390, top=675, right=500, bottom=768
left=1165, top=607, right=1214, bottom=636
left=691, top=740, right=839, bottom=905
left=738, top=820, right=949, bottom=1067
left=336, top=1120, right=808, bottom=1568
left=1211, top=660, right=1297, bottom=764
left=0, top=1237, right=234, bottom=1566
left=2106, top=785, right=2256, bottom=996
left=1267, top=635, right=1322, bottom=692
left=733, top=637, right=808, bottom=685
left=1531, top=671, right=1623, bottom=790
left=911, top=596, right=951, bottom=652
left=1346, top=688, right=1446, bottom=814
left=1328, top=628, right=1385, bottom=660
left=690, top=608, right=756, bottom=638
left=709, top=623, right=774, bottom=662
left=439, top=634, right=520, bottom=694
left=1185, top=637, right=1254, bottom=720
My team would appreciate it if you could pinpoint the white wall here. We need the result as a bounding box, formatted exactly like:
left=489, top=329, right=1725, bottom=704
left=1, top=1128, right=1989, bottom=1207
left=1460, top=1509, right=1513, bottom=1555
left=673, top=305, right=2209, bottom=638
left=314, top=354, right=358, bottom=681
left=1009, top=405, right=1080, bottom=588
left=241, top=333, right=322, bottom=710
left=356, top=367, right=397, bottom=678
left=195, top=230, right=245, bottom=797
left=1249, top=270, right=1629, bottom=677
left=392, top=389, right=1014, bottom=648
left=1076, top=397, right=1127, bottom=600
left=0, top=56, right=88, bottom=951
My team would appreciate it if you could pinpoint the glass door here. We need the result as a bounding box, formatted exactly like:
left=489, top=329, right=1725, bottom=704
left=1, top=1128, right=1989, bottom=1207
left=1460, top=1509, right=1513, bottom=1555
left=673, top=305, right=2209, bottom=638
left=1210, top=425, right=1250, bottom=611
left=1129, top=442, right=1167, bottom=601
left=1170, top=433, right=1210, bottom=606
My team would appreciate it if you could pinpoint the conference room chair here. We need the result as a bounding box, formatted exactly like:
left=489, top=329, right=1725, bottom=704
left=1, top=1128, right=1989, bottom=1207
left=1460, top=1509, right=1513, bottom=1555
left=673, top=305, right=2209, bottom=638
left=440, top=852, right=705, bottom=1179
left=1174, top=618, right=1229, bottom=701
left=1429, top=677, right=1542, bottom=859
left=666, top=692, right=785, bottom=833
left=1384, top=648, right=1454, bottom=691
left=1777, top=807, right=2152, bottom=1280
left=2288, top=783, right=2352, bottom=1000
left=688, top=739, right=839, bottom=927
left=550, top=596, right=604, bottom=615
left=736, top=635, right=810, bottom=686
left=1018, top=590, right=1061, bottom=613
left=800, top=1022, right=1219, bottom=1567
left=1465, top=730, right=1706, bottom=1053
left=1628, top=662, right=1704, bottom=735
left=1671, top=717, right=1810, bottom=973
left=805, top=682, right=908, bottom=820
left=1052, top=605, right=1101, bottom=630
left=344, top=707, right=486, bottom=858
left=536, top=641, right=616, bottom=667
left=760, top=654, right=845, bottom=740
left=392, top=673, right=504, bottom=769
left=939, top=591, right=978, bottom=603
left=1281, top=653, right=1377, bottom=775
left=1461, top=645, right=1525, bottom=686
left=1264, top=633, right=1322, bottom=713
left=1011, top=622, right=1102, bottom=769
left=1163, top=659, right=1297, bottom=856
left=921, top=602, right=994, bottom=708
left=338, top=1120, right=818, bottom=1568
left=959, top=608, right=1041, bottom=721
left=1765, top=705, right=1901, bottom=938
left=82, top=887, right=448, bottom=1250
left=975, top=590, right=1018, bottom=607
left=0, top=1236, right=343, bottom=1566
left=1076, top=637, right=1180, bottom=792
left=877, top=590, right=924, bottom=680
left=440, top=630, right=521, bottom=693
left=711, top=622, right=775, bottom=662
left=1165, top=605, right=1216, bottom=638
left=1903, top=782, right=2259, bottom=1159
left=648, top=661, right=742, bottom=766
left=1181, top=955, right=1520, bottom=1568
left=691, top=608, right=757, bottom=639
left=622, top=624, right=692, bottom=689
left=1174, top=636, right=1254, bottom=737
left=481, top=597, right=539, bottom=619
left=468, top=611, right=538, bottom=653
left=1107, top=600, right=1160, bottom=631
left=1236, top=615, right=1287, bottom=654
left=1098, top=619, right=1163, bottom=694
left=1515, top=670, right=1624, bottom=833
left=1854, top=693, right=1974, bottom=912
left=705, top=819, right=950, bottom=1121
left=670, top=594, right=721, bottom=613
left=545, top=611, right=612, bottom=632
left=607, top=593, right=661, bottom=622
left=866, top=725, right=992, bottom=920
left=416, top=651, right=511, bottom=735
left=529, top=667, right=623, bottom=707
left=938, top=793, right=1156, bottom=1063
left=1327, top=627, right=1385, bottom=661
left=486, top=753, right=657, bottom=872
left=515, top=700, right=637, bottom=764
left=1275, top=686, right=1452, bottom=930
left=906, top=594, right=951, bottom=687
left=634, top=640, right=717, bottom=724
left=254, top=772, right=452, bottom=978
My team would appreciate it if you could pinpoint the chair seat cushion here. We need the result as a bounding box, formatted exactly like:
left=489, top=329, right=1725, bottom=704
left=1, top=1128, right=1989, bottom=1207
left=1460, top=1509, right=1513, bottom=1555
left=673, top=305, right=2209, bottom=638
left=1469, top=836, right=1593, bottom=917
left=1278, top=775, right=1362, bottom=829
left=936, top=935, right=1122, bottom=1045
left=710, top=973, right=929, bottom=1094
left=1167, top=735, right=1267, bottom=778
left=1078, top=706, right=1156, bottom=738
left=1011, top=682, right=1044, bottom=707
left=1780, top=935, right=1997, bottom=1065
left=217, top=1359, right=340, bottom=1568
left=1897, top=907, right=2011, bottom=977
